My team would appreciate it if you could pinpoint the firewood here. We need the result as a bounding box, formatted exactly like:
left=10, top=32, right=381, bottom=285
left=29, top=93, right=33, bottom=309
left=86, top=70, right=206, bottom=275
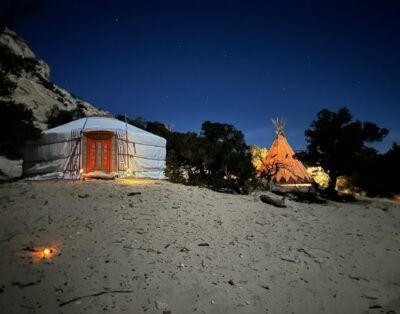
left=260, top=194, right=286, bottom=208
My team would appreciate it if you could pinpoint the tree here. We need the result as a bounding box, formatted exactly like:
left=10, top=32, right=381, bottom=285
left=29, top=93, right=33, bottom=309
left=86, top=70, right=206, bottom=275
left=0, top=101, right=41, bottom=159
left=114, top=114, right=149, bottom=130
left=304, top=107, right=388, bottom=196
left=199, top=121, right=256, bottom=193
left=258, top=160, right=286, bottom=191
left=113, top=114, right=256, bottom=194
left=384, top=143, right=400, bottom=194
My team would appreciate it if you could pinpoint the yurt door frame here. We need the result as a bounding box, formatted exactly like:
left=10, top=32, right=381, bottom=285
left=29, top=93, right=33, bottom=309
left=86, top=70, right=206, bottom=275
left=84, top=131, right=117, bottom=174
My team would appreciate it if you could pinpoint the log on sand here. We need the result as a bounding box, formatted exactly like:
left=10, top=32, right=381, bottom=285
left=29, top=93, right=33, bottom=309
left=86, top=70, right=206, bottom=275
left=260, top=194, right=286, bottom=208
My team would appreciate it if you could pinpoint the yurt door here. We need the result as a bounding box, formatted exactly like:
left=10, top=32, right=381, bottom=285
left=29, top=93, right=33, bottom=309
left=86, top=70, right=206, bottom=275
left=86, top=132, right=112, bottom=173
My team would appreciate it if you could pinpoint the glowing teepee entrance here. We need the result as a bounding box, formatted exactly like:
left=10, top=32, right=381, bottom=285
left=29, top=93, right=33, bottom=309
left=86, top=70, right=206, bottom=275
left=259, top=118, right=312, bottom=186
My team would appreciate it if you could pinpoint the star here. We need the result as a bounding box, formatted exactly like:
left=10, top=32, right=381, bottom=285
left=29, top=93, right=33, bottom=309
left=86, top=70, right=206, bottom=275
left=115, top=18, right=119, bottom=22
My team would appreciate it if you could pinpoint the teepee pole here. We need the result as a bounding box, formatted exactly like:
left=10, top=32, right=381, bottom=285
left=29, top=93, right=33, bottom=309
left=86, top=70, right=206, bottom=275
left=125, top=114, right=129, bottom=171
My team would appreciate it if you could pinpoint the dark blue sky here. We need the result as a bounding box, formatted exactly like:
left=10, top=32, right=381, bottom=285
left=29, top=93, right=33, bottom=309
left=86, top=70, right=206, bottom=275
left=10, top=0, right=400, bottom=151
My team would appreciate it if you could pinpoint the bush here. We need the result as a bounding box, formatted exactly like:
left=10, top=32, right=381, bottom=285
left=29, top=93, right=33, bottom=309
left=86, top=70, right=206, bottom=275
left=0, top=101, right=41, bottom=159
left=164, top=150, right=186, bottom=183
left=115, top=114, right=256, bottom=194
left=0, top=44, right=39, bottom=76
left=352, top=144, right=400, bottom=197
left=0, top=70, right=16, bottom=96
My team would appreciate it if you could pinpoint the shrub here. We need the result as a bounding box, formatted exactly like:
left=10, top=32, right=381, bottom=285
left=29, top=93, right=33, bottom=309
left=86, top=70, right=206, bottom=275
left=114, top=114, right=256, bottom=194
left=0, top=101, right=41, bottom=159
left=0, top=44, right=39, bottom=76
left=164, top=150, right=186, bottom=183
left=0, top=70, right=16, bottom=96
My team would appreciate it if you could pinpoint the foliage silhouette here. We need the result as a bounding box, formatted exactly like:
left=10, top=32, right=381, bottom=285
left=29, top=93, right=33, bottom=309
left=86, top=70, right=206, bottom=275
left=0, top=100, right=41, bottom=159
left=304, top=107, right=388, bottom=196
left=115, top=114, right=256, bottom=194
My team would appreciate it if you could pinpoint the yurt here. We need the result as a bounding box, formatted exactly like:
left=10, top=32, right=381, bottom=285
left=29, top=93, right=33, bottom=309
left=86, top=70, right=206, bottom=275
left=23, top=116, right=166, bottom=180
left=259, top=118, right=312, bottom=186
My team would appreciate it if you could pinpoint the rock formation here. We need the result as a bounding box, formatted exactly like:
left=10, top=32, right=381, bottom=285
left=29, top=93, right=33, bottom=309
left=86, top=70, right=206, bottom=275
left=0, top=27, right=105, bottom=130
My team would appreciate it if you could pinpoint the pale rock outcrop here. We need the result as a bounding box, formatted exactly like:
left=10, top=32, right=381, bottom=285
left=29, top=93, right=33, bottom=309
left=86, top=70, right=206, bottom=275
left=0, top=27, right=107, bottom=179
left=0, top=27, right=36, bottom=59
left=0, top=156, right=22, bottom=180
left=0, top=27, right=106, bottom=130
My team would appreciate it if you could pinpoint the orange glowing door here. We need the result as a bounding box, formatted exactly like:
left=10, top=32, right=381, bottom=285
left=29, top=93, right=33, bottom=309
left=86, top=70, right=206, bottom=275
left=86, top=133, right=112, bottom=173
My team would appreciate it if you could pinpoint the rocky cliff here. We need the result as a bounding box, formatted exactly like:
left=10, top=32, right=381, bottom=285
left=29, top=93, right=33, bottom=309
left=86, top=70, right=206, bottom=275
left=0, top=27, right=107, bottom=179
left=0, top=27, right=106, bottom=130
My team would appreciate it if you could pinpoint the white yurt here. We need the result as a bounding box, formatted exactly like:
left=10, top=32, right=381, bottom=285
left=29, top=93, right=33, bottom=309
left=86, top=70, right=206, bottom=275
left=23, top=116, right=166, bottom=179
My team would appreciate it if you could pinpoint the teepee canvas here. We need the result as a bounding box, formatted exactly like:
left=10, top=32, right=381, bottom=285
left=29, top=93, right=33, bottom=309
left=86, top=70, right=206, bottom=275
left=259, top=118, right=312, bottom=186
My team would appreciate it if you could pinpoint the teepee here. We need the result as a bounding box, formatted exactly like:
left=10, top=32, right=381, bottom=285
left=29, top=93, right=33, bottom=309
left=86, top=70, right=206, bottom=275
left=259, top=118, right=312, bottom=186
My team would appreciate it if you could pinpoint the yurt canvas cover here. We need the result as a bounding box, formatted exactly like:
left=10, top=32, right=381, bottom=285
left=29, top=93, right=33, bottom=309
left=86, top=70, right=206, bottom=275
left=259, top=119, right=312, bottom=186
left=23, top=117, right=166, bottom=179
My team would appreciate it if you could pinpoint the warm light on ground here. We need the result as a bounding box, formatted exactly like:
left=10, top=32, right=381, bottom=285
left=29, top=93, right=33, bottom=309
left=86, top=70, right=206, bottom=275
left=280, top=183, right=312, bottom=187
left=30, top=246, right=58, bottom=262
left=117, top=178, right=160, bottom=186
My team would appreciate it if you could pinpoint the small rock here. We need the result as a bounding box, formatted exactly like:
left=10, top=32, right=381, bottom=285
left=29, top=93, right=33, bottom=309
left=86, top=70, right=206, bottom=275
left=128, top=192, right=141, bottom=196
left=155, top=300, right=169, bottom=310
left=368, top=305, right=382, bottom=309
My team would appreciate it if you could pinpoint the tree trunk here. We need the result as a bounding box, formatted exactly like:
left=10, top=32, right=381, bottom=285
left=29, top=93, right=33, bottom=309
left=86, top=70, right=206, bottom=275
left=326, top=173, right=338, bottom=198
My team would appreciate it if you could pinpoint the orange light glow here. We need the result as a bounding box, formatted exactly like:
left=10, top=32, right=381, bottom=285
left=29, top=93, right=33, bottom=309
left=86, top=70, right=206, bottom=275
left=30, top=246, right=58, bottom=262
left=117, top=178, right=158, bottom=186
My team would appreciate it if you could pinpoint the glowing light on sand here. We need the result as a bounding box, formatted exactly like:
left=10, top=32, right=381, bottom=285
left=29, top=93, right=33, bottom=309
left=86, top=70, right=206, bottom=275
left=30, top=246, right=58, bottom=262
left=117, top=178, right=158, bottom=186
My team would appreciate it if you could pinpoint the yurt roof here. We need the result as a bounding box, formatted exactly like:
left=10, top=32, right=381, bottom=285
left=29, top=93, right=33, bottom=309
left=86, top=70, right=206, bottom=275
left=44, top=116, right=166, bottom=146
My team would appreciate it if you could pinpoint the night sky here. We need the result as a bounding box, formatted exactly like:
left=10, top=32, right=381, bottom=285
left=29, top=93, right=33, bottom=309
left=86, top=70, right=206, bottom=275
left=7, top=0, right=400, bottom=152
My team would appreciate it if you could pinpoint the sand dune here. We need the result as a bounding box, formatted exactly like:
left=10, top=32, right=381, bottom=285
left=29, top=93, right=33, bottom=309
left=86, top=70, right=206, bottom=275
left=0, top=179, right=399, bottom=313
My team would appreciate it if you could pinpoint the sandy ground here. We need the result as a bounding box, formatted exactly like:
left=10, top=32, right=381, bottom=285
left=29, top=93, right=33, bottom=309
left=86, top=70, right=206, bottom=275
left=0, top=179, right=399, bottom=314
